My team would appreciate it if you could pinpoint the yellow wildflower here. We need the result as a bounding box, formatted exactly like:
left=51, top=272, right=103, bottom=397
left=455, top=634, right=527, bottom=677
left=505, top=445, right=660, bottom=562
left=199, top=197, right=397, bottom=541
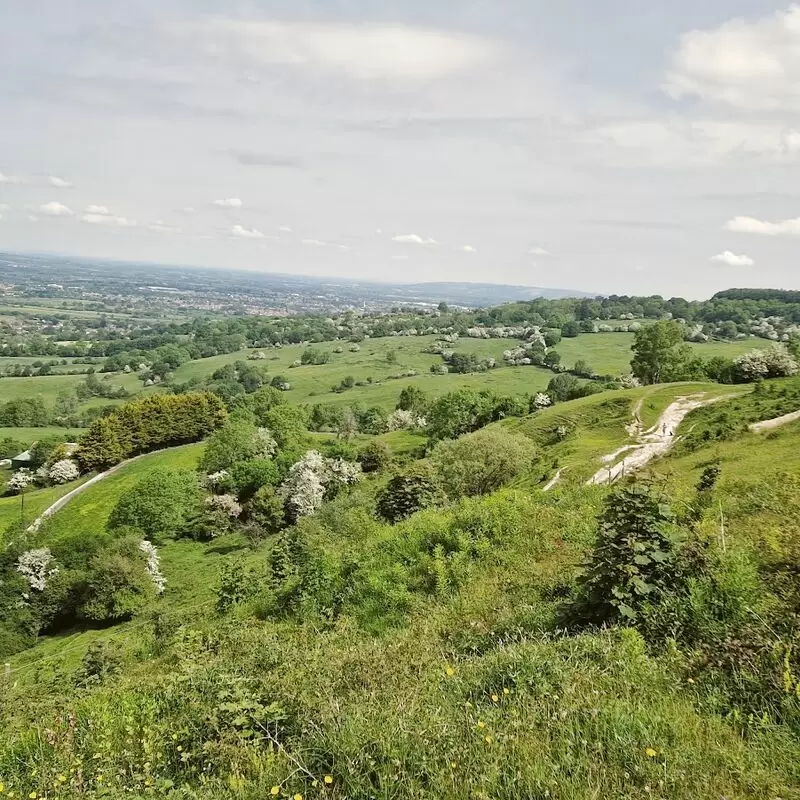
left=484, top=736, right=493, bottom=744
left=645, top=748, right=657, bottom=758
left=294, top=794, right=303, bottom=800
left=0, top=783, right=4, bottom=794
left=687, top=678, right=695, bottom=684
left=445, top=667, right=455, bottom=677
left=171, top=734, right=178, bottom=741
left=270, top=787, right=280, bottom=796
left=57, top=776, right=66, bottom=784
left=450, top=762, right=456, bottom=769
left=324, top=775, right=333, bottom=785
left=29, top=794, right=37, bottom=800
left=491, top=694, right=499, bottom=703
left=477, top=720, right=486, bottom=729
left=503, top=688, right=510, bottom=695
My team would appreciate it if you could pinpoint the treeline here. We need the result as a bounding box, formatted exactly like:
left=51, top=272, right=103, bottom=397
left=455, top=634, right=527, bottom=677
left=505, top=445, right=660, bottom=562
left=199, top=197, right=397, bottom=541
left=75, top=392, right=227, bottom=471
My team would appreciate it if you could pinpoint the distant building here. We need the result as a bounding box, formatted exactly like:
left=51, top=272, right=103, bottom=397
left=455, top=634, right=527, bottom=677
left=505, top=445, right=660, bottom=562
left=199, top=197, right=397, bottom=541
left=11, top=450, right=32, bottom=470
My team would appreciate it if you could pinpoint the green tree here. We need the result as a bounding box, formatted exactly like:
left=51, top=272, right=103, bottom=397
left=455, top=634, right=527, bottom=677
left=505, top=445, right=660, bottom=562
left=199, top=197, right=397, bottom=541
left=358, top=440, right=392, bottom=473
left=200, top=418, right=264, bottom=474
left=81, top=536, right=158, bottom=623
left=397, top=385, right=428, bottom=414
left=430, top=428, right=537, bottom=499
left=263, top=404, right=308, bottom=451
left=75, top=416, right=126, bottom=472
left=376, top=465, right=442, bottom=524
left=630, top=321, right=690, bottom=384
left=108, top=469, right=201, bottom=540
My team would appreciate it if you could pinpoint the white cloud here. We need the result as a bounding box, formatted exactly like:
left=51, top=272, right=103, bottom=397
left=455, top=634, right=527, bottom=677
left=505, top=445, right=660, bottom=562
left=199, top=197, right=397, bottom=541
left=392, top=233, right=438, bottom=245
left=194, top=19, right=498, bottom=82
left=148, top=221, right=181, bottom=234
left=527, top=246, right=551, bottom=256
left=27, top=215, right=38, bottom=223
left=665, top=6, right=800, bottom=111
left=391, top=254, right=410, bottom=261
left=85, top=204, right=111, bottom=215
left=49, top=176, right=73, bottom=188
left=231, top=224, right=264, bottom=238
left=0, top=204, right=9, bottom=211
left=180, top=206, right=196, bottom=214
left=40, top=201, right=73, bottom=216
left=213, top=197, right=243, bottom=208
left=710, top=250, right=754, bottom=267
left=725, top=215, right=800, bottom=236
left=301, top=238, right=330, bottom=247
left=82, top=212, right=137, bottom=227
left=278, top=225, right=292, bottom=233
left=461, top=245, right=477, bottom=253
left=0, top=172, right=22, bottom=184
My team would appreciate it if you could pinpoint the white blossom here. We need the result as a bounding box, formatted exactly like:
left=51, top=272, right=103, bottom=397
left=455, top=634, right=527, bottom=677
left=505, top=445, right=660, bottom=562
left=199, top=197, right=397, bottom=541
left=533, top=393, right=552, bottom=409
left=17, top=548, right=58, bottom=592
left=206, top=493, right=243, bottom=518
left=204, top=469, right=230, bottom=489
left=139, top=540, right=166, bottom=594
left=734, top=345, right=798, bottom=381
left=48, top=459, right=80, bottom=484
left=388, top=409, right=426, bottom=431
left=7, top=469, right=34, bottom=494
left=280, top=466, right=325, bottom=519
left=254, top=427, right=278, bottom=458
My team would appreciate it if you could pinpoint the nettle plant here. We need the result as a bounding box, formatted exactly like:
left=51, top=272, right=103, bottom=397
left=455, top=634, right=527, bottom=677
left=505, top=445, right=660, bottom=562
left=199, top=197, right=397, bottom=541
left=577, top=480, right=685, bottom=623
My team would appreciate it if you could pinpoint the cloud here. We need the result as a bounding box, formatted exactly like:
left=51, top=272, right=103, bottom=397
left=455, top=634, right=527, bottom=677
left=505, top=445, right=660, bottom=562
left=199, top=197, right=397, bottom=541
left=725, top=215, right=800, bottom=236
left=180, top=207, right=196, bottom=214
left=49, top=176, right=73, bottom=188
left=527, top=246, right=551, bottom=256
left=461, top=245, right=477, bottom=253
left=0, top=172, right=22, bottom=184
left=665, top=6, right=800, bottom=111
left=85, top=204, right=111, bottom=215
left=148, top=221, right=181, bottom=234
left=213, top=197, right=243, bottom=208
left=710, top=251, right=754, bottom=267
left=82, top=212, right=137, bottom=227
left=231, top=224, right=264, bottom=238
left=192, top=19, right=499, bottom=82
left=40, top=201, right=74, bottom=216
left=278, top=225, right=293, bottom=233
left=392, top=233, right=438, bottom=245
left=0, top=204, right=9, bottom=211
left=231, top=151, right=303, bottom=168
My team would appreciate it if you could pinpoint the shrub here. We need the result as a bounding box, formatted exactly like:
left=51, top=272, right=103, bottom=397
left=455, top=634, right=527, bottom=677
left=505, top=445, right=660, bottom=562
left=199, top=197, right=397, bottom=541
left=200, top=419, right=275, bottom=474
left=574, top=480, right=685, bottom=624
left=429, top=428, right=537, bottom=499
left=48, top=459, right=80, bottom=484
left=108, top=468, right=202, bottom=540
left=358, top=440, right=392, bottom=473
left=81, top=536, right=159, bottom=623
left=733, top=345, right=798, bottom=382
left=376, top=465, right=442, bottom=524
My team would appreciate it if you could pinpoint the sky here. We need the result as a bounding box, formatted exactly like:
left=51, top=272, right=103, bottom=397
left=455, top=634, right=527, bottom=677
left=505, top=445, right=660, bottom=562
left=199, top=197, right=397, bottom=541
left=1, top=0, right=799, bottom=298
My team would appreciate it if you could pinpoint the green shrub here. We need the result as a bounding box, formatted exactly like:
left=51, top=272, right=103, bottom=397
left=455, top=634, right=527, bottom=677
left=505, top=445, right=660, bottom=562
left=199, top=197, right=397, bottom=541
left=358, top=440, right=391, bottom=473
left=376, top=465, right=442, bottom=524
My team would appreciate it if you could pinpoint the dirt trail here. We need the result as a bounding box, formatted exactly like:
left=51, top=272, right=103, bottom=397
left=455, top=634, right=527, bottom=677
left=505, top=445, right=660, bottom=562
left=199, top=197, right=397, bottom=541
left=749, top=409, right=800, bottom=434
left=587, top=394, right=723, bottom=486
left=542, top=468, right=565, bottom=492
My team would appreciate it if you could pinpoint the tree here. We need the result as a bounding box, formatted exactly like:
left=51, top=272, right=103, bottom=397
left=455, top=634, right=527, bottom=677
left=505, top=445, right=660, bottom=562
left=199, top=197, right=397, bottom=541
left=543, top=350, right=562, bottom=369
left=358, top=440, right=391, bottom=473
left=732, top=345, right=798, bottom=382
left=245, top=486, right=286, bottom=544
left=80, top=536, right=158, bottom=623
left=561, top=321, right=581, bottom=338
left=74, top=416, right=126, bottom=472
left=397, top=386, right=428, bottom=414
left=430, top=429, right=537, bottom=499
left=263, top=405, right=309, bottom=451
left=200, top=418, right=268, bottom=474
left=426, top=390, right=494, bottom=441
left=107, top=468, right=201, bottom=540
left=547, top=373, right=583, bottom=402
left=630, top=321, right=690, bottom=384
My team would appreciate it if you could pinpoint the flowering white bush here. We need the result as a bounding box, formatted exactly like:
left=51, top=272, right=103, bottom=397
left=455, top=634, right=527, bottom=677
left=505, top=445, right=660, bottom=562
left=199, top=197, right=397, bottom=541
left=279, top=450, right=362, bottom=520
left=388, top=409, right=426, bottom=431
left=139, top=540, right=166, bottom=594
left=206, top=493, right=244, bottom=518
left=17, top=548, right=58, bottom=592
left=532, top=393, right=552, bottom=409
left=7, top=469, right=34, bottom=494
left=254, top=427, right=278, bottom=459
left=619, top=374, right=643, bottom=389
left=48, top=459, right=80, bottom=484
left=349, top=344, right=361, bottom=352
left=204, top=469, right=230, bottom=489
left=733, top=345, right=798, bottom=381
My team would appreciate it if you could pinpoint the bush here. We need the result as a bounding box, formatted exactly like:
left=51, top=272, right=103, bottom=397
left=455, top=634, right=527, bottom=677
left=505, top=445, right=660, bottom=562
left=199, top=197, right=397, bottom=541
left=376, top=465, right=442, bottom=524
left=429, top=428, right=537, bottom=499
left=358, top=440, right=392, bottom=473
left=200, top=419, right=276, bottom=474
left=574, top=480, right=685, bottom=624
left=80, top=536, right=158, bottom=623
left=108, top=468, right=202, bottom=540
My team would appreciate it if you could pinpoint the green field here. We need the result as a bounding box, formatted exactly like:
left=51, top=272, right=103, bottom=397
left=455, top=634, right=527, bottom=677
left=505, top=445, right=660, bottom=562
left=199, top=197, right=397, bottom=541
left=0, top=370, right=142, bottom=403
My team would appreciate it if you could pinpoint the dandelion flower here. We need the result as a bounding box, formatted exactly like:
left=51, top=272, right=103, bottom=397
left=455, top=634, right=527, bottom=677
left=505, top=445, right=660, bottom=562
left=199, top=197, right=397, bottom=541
left=294, top=794, right=303, bottom=800
left=687, top=678, right=695, bottom=684
left=491, top=694, right=499, bottom=703
left=270, top=787, right=280, bottom=796
left=58, top=776, right=66, bottom=783
left=503, top=688, right=510, bottom=695
left=324, top=775, right=333, bottom=785
left=450, top=762, right=456, bottom=769
left=645, top=747, right=657, bottom=758
left=0, top=784, right=4, bottom=794
left=477, top=720, right=486, bottom=729
left=445, top=667, right=455, bottom=677
left=484, top=736, right=493, bottom=744
left=172, top=734, right=178, bottom=741
left=29, top=794, right=37, bottom=799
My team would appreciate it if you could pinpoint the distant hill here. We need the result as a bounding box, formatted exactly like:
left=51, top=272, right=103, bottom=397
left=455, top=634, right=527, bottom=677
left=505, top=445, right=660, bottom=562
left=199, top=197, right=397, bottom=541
left=388, top=281, right=595, bottom=305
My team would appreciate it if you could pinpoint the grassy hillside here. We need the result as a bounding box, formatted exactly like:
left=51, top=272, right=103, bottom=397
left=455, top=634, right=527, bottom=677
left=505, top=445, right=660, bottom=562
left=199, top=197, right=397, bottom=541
left=2, top=373, right=800, bottom=799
